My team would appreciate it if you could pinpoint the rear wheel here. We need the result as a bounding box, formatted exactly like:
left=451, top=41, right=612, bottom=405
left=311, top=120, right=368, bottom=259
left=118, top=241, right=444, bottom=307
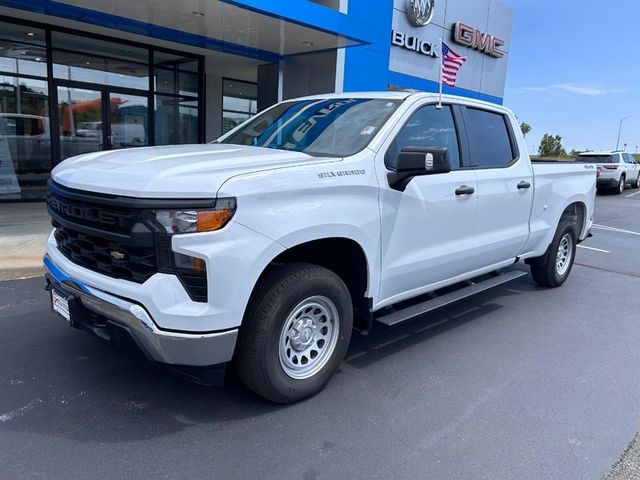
left=235, top=263, right=353, bottom=403
left=615, top=174, right=626, bottom=194
left=529, top=220, right=577, bottom=288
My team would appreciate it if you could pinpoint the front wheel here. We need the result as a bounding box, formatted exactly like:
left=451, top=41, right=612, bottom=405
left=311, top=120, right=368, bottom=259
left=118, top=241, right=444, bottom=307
left=235, top=263, right=353, bottom=403
left=529, top=220, right=577, bottom=288
left=632, top=173, right=640, bottom=189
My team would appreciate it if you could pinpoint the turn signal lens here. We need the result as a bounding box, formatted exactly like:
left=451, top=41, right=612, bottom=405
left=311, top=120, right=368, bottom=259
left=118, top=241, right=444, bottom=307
left=154, top=198, right=236, bottom=234
left=196, top=210, right=233, bottom=232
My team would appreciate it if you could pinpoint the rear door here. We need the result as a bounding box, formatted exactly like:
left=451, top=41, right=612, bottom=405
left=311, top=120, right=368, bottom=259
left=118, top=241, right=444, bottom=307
left=624, top=153, right=640, bottom=181
left=462, top=106, right=534, bottom=269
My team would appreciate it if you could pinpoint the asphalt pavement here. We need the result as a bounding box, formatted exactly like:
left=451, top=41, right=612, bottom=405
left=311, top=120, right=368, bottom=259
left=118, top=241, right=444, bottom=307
left=1, top=190, right=640, bottom=480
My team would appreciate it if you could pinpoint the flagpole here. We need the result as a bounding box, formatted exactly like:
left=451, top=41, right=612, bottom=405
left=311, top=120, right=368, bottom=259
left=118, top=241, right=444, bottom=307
left=437, top=37, right=443, bottom=110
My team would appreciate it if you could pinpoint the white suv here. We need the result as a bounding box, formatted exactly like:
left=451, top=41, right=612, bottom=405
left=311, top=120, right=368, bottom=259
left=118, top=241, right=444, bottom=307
left=576, top=152, right=640, bottom=194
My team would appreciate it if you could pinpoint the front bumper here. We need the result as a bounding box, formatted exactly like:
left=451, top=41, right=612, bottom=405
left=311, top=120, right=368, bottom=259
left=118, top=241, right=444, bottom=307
left=44, top=255, right=238, bottom=384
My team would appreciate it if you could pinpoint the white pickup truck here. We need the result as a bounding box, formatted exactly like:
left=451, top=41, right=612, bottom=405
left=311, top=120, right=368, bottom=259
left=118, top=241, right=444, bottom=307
left=44, top=92, right=596, bottom=403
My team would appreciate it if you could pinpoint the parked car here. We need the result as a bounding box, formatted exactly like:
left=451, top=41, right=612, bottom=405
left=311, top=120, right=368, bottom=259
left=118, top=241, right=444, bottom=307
left=0, top=113, right=51, bottom=174
left=77, top=121, right=146, bottom=147
left=575, top=151, right=640, bottom=194
left=43, top=92, right=596, bottom=403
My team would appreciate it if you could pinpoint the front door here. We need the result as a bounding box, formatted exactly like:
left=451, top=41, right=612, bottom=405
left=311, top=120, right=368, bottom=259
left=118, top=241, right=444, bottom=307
left=377, top=103, right=478, bottom=307
left=56, top=84, right=148, bottom=161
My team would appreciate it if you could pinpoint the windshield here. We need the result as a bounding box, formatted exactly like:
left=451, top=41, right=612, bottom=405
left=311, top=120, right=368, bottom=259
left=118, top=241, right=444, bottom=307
left=219, top=98, right=402, bottom=157
left=576, top=155, right=616, bottom=163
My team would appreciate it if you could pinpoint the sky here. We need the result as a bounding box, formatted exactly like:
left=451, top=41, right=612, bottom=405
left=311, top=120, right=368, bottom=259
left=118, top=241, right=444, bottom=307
left=503, top=0, right=640, bottom=154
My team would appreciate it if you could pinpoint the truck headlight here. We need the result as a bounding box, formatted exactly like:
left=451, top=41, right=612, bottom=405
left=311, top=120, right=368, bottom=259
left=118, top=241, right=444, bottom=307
left=153, top=198, right=236, bottom=234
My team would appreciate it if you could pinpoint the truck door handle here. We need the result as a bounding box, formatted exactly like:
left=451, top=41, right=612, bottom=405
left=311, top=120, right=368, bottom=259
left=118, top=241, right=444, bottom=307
left=517, top=181, right=531, bottom=190
left=455, top=185, right=475, bottom=196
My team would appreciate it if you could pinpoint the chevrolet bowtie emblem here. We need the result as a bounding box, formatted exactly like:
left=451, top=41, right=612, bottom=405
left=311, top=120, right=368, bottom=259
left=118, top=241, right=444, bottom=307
left=110, top=250, right=125, bottom=260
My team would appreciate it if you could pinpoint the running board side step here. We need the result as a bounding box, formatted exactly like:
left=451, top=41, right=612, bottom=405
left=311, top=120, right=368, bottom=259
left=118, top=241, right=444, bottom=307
left=375, top=270, right=528, bottom=327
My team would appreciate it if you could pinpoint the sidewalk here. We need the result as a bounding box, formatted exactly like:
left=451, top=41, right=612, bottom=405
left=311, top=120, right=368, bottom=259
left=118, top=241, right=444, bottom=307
left=0, top=202, right=50, bottom=281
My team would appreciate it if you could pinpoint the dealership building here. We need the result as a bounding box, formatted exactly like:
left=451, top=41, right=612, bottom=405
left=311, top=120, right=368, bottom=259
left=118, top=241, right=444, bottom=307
left=0, top=0, right=512, bottom=201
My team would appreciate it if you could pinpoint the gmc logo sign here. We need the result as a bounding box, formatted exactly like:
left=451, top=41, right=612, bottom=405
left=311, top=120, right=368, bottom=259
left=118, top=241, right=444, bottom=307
left=452, top=22, right=506, bottom=58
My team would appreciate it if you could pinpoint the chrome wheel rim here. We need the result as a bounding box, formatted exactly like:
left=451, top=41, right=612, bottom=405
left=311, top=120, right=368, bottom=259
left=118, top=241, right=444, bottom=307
left=278, top=296, right=340, bottom=380
left=555, top=233, right=573, bottom=276
left=619, top=178, right=625, bottom=193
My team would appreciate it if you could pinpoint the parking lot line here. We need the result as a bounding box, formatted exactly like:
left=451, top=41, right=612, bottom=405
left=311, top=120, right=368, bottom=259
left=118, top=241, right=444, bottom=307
left=577, top=245, right=610, bottom=253
left=592, top=224, right=640, bottom=236
left=625, top=190, right=640, bottom=198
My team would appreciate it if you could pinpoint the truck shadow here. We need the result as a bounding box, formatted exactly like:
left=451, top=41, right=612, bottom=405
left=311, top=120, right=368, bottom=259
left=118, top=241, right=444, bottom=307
left=345, top=279, right=528, bottom=369
left=2, top=277, right=533, bottom=444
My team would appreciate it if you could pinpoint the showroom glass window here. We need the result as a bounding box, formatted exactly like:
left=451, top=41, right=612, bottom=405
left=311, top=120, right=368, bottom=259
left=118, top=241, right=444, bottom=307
left=0, top=21, right=50, bottom=201
left=154, top=52, right=200, bottom=145
left=222, top=79, right=257, bottom=134
left=0, top=17, right=204, bottom=202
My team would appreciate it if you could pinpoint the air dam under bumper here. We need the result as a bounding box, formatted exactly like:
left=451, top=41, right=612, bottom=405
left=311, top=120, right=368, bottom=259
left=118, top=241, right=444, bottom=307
left=43, top=255, right=238, bottom=385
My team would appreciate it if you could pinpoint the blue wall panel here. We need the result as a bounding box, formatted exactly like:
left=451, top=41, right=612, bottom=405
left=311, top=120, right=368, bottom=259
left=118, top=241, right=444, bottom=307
left=342, top=0, right=394, bottom=92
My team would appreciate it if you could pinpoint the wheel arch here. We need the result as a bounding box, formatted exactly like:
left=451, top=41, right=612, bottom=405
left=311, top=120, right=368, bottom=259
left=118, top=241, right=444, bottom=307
left=560, top=201, right=588, bottom=239
left=248, top=236, right=374, bottom=333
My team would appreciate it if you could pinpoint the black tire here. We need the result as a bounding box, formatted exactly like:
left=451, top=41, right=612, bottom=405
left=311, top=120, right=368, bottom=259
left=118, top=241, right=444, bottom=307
left=614, top=175, right=625, bottom=194
left=528, top=220, right=577, bottom=288
left=235, top=263, right=353, bottom=403
left=632, top=174, right=640, bottom=189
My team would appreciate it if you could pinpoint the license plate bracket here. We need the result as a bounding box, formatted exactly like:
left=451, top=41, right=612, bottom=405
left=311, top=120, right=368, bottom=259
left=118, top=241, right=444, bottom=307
left=51, top=288, right=74, bottom=326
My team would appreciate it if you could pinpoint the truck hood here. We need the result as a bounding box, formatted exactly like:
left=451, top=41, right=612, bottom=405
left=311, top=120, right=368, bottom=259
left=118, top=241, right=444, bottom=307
left=51, top=144, right=326, bottom=198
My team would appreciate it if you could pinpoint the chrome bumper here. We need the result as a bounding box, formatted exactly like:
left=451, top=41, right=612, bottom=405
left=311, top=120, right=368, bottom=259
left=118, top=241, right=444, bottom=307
left=43, top=255, right=237, bottom=368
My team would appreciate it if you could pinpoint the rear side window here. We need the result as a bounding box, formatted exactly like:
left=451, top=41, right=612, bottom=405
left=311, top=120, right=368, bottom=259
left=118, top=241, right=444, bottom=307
left=386, top=105, right=461, bottom=170
left=465, top=108, right=516, bottom=168
left=3, top=116, right=45, bottom=136
left=576, top=155, right=616, bottom=163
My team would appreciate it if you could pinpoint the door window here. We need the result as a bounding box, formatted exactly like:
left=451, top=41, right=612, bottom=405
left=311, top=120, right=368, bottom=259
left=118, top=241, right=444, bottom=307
left=465, top=107, right=516, bottom=168
left=109, top=93, right=148, bottom=149
left=57, top=86, right=102, bottom=160
left=386, top=105, right=461, bottom=169
left=155, top=95, right=198, bottom=145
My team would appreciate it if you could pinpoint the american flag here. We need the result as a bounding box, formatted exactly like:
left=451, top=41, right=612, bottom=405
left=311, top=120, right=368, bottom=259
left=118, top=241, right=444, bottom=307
left=441, top=42, right=466, bottom=87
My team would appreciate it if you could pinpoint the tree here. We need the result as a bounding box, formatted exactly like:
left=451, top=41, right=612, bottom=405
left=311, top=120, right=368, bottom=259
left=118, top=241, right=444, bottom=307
left=538, top=134, right=567, bottom=158
left=520, top=122, right=532, bottom=138
left=568, top=149, right=583, bottom=158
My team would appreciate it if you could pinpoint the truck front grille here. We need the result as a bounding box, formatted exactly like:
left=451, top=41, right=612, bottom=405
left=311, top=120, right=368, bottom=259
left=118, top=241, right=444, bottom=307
left=53, top=222, right=157, bottom=283
left=47, top=180, right=208, bottom=302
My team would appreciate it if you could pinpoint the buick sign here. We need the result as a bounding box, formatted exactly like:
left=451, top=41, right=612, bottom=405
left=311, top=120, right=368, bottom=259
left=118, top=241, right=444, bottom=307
left=407, top=0, right=434, bottom=27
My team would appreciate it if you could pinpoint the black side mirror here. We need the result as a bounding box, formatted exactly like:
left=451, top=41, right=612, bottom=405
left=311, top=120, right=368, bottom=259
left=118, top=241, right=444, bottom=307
left=388, top=147, right=451, bottom=191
